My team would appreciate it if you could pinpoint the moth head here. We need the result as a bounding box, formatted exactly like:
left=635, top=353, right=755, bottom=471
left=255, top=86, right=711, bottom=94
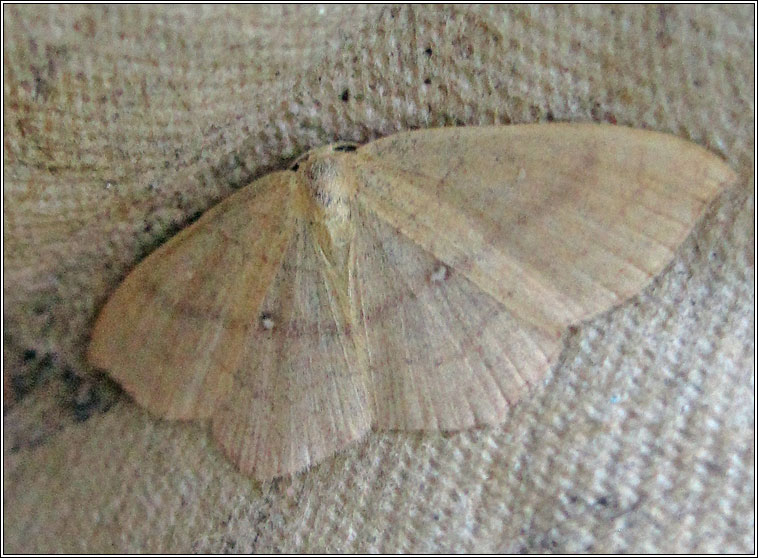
left=297, top=150, right=358, bottom=221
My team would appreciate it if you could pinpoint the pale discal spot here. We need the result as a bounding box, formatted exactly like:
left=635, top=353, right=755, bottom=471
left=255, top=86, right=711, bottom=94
left=430, top=264, right=449, bottom=283
left=517, top=167, right=527, bottom=181
left=260, top=314, right=275, bottom=330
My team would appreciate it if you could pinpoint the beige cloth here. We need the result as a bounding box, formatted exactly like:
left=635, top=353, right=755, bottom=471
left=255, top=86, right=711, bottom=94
left=3, top=5, right=754, bottom=553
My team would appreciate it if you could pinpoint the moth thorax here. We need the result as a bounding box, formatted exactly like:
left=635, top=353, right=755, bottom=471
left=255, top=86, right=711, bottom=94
left=304, top=158, right=354, bottom=223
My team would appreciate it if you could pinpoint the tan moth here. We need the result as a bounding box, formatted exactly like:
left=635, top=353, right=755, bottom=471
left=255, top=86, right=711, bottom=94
left=88, top=124, right=735, bottom=480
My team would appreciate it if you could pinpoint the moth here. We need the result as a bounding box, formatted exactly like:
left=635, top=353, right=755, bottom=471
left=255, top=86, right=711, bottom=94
left=88, top=124, right=735, bottom=480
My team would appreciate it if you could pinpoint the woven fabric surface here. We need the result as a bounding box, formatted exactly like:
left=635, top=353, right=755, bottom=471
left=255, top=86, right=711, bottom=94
left=3, top=5, right=754, bottom=553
